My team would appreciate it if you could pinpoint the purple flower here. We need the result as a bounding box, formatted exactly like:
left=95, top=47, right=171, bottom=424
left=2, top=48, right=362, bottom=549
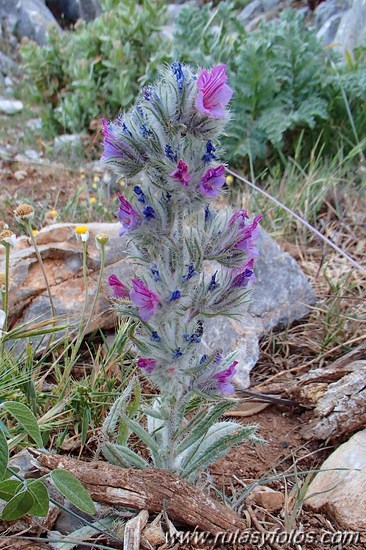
left=101, top=118, right=125, bottom=160
left=200, top=165, right=225, bottom=197
left=231, top=258, right=255, bottom=288
left=182, top=265, right=196, bottom=282
left=170, top=160, right=192, bottom=186
left=143, top=205, right=156, bottom=219
left=108, top=274, right=130, bottom=298
left=169, top=290, right=181, bottom=301
left=213, top=361, right=238, bottom=395
left=116, top=194, right=141, bottom=236
left=235, top=215, right=263, bottom=256
left=130, top=279, right=159, bottom=321
left=229, top=209, right=249, bottom=227
left=195, top=64, right=233, bottom=119
left=134, top=186, right=145, bottom=203
left=150, top=331, right=161, bottom=342
left=137, top=358, right=157, bottom=374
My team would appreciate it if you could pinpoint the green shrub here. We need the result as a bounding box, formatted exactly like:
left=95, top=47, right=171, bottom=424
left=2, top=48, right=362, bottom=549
left=173, top=5, right=366, bottom=169
left=21, top=0, right=170, bottom=135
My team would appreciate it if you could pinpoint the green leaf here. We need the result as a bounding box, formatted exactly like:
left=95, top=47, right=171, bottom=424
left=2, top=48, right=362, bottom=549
left=27, top=480, right=49, bottom=517
left=50, top=469, right=96, bottom=515
left=176, top=401, right=234, bottom=453
left=1, top=402, right=43, bottom=448
left=2, top=488, right=34, bottom=520
left=119, top=412, right=159, bottom=455
left=0, top=430, right=9, bottom=482
left=0, top=479, right=22, bottom=501
left=103, top=442, right=150, bottom=469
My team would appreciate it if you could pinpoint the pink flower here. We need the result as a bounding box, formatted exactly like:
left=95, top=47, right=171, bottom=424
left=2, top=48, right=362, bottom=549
left=116, top=194, right=141, bottom=236
left=229, top=209, right=249, bottom=227
left=130, top=279, right=159, bottom=321
left=231, top=258, right=255, bottom=288
left=213, top=361, right=238, bottom=395
left=137, top=358, right=157, bottom=374
left=199, top=165, right=225, bottom=197
left=195, top=64, right=233, bottom=119
left=236, top=215, right=263, bottom=256
left=108, top=274, right=130, bottom=298
left=170, top=160, right=192, bottom=186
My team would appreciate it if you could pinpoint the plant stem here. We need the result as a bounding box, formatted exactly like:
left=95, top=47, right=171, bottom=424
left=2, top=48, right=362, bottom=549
left=3, top=244, right=10, bottom=332
left=27, top=225, right=57, bottom=322
left=84, top=243, right=105, bottom=336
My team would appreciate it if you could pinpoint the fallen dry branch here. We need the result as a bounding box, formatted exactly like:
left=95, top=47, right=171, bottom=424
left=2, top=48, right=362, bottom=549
left=29, top=450, right=247, bottom=535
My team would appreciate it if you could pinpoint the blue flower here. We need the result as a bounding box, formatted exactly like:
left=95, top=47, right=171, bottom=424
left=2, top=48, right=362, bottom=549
left=165, top=144, right=178, bottom=163
left=140, top=124, right=153, bottom=138
left=200, top=354, right=208, bottom=364
left=165, top=192, right=172, bottom=202
left=169, top=290, right=181, bottom=301
left=204, top=205, right=211, bottom=222
left=151, top=264, right=161, bottom=281
left=182, top=264, right=196, bottom=282
left=202, top=140, right=217, bottom=164
left=171, top=62, right=185, bottom=91
left=208, top=271, right=219, bottom=291
left=143, top=206, right=156, bottom=219
left=121, top=122, right=132, bottom=137
left=134, top=186, right=146, bottom=203
left=173, top=348, right=183, bottom=359
left=150, top=331, right=161, bottom=342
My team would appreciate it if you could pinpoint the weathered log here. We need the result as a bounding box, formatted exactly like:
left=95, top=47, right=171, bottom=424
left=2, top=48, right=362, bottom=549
left=29, top=450, right=247, bottom=535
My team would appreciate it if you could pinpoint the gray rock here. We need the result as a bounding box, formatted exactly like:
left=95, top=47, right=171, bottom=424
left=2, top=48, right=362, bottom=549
left=0, top=97, right=23, bottom=114
left=314, top=0, right=349, bottom=30
left=334, top=0, right=366, bottom=54
left=317, top=12, right=343, bottom=46
left=203, top=228, right=316, bottom=388
left=238, top=0, right=281, bottom=25
left=0, top=51, right=19, bottom=77
left=46, top=0, right=101, bottom=25
left=26, top=117, right=43, bottom=130
left=305, top=429, right=366, bottom=530
left=0, top=0, right=61, bottom=45
left=1, top=224, right=315, bottom=388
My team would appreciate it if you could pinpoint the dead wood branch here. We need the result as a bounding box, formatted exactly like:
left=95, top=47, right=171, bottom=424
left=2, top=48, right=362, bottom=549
left=29, top=450, right=247, bottom=535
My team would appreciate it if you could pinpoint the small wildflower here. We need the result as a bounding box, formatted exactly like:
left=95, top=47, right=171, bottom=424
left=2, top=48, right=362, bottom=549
left=32, top=229, right=39, bottom=236
left=0, top=230, right=16, bottom=248
left=195, top=64, right=233, bottom=119
left=108, top=274, right=129, bottom=298
left=130, top=279, right=159, bottom=321
left=95, top=233, right=109, bottom=249
left=171, top=62, right=185, bottom=91
left=172, top=348, right=183, bottom=359
left=150, top=264, right=161, bottom=281
left=75, top=225, right=89, bottom=242
left=225, top=174, right=234, bottom=185
left=137, top=357, right=157, bottom=374
left=213, top=360, right=238, bottom=395
left=143, top=206, right=156, bottom=219
left=231, top=258, right=255, bottom=288
left=182, top=264, right=196, bottom=282
left=200, top=354, right=208, bottom=365
left=208, top=271, right=219, bottom=291
left=89, top=197, right=96, bottom=204
left=235, top=214, right=263, bottom=256
left=44, top=209, right=58, bottom=225
left=170, top=160, right=192, bottom=186
left=165, top=144, right=177, bottom=163
left=200, top=165, right=225, bottom=197
left=133, top=186, right=145, bottom=203
left=202, top=141, right=217, bottom=164
left=14, top=203, right=34, bottom=223
left=169, top=290, right=181, bottom=301
left=117, top=194, right=141, bottom=235
left=150, top=330, right=161, bottom=343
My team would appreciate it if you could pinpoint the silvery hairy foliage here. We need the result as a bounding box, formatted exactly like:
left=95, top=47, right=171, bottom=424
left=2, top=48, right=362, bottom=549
left=100, top=63, right=264, bottom=480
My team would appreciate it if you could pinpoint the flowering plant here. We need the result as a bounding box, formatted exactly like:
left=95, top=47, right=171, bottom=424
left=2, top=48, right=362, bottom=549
left=101, top=63, right=263, bottom=480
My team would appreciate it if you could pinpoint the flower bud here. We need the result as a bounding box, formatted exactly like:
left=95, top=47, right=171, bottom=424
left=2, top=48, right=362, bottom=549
left=0, top=230, right=16, bottom=248
left=14, top=203, right=34, bottom=223
left=95, top=233, right=109, bottom=249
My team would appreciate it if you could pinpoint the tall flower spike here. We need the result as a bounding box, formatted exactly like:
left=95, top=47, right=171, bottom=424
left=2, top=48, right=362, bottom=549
left=195, top=64, right=233, bottom=119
